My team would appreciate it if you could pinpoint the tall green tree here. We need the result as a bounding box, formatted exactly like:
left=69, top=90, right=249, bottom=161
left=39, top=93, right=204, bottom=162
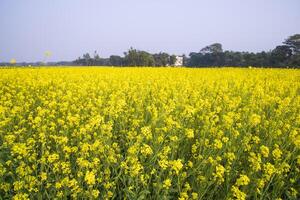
left=200, top=43, right=223, bottom=54
left=124, top=48, right=155, bottom=66
left=93, top=51, right=100, bottom=65
left=153, top=52, right=170, bottom=66
left=284, top=34, right=300, bottom=54
left=270, top=45, right=292, bottom=66
left=109, top=55, right=123, bottom=66
left=83, top=53, right=92, bottom=65
left=169, top=55, right=177, bottom=66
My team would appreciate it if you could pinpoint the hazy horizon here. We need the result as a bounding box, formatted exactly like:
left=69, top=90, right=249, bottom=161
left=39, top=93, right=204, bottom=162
left=0, top=0, right=300, bottom=62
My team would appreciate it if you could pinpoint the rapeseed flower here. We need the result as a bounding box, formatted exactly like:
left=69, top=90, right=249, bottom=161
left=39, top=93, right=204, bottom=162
left=236, top=175, right=250, bottom=186
left=0, top=67, right=298, bottom=199
left=84, top=171, right=96, bottom=185
left=169, top=159, right=183, bottom=175
left=163, top=179, right=172, bottom=189
left=185, top=129, right=194, bottom=139
left=260, top=145, right=269, bottom=158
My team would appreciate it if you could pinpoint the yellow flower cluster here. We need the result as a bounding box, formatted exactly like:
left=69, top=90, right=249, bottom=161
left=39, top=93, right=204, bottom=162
left=0, top=67, right=299, bottom=199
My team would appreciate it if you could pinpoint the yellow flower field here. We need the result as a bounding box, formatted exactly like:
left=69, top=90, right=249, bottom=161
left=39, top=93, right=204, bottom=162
left=0, top=67, right=299, bottom=199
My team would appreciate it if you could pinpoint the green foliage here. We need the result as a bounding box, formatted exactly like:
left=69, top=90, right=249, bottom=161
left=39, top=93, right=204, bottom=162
left=284, top=34, right=300, bottom=54
left=124, top=48, right=155, bottom=66
left=200, top=43, right=223, bottom=54
left=70, top=34, right=300, bottom=68
left=188, top=34, right=300, bottom=68
left=109, top=55, right=124, bottom=66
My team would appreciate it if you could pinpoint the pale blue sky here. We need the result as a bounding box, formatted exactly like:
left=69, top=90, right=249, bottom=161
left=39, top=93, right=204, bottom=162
left=0, top=0, right=299, bottom=62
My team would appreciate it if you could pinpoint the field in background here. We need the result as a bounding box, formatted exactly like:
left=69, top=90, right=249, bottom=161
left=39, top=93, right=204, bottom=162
left=0, top=67, right=299, bottom=199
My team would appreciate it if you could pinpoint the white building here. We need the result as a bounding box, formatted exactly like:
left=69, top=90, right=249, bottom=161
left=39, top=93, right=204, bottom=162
left=174, top=56, right=183, bottom=67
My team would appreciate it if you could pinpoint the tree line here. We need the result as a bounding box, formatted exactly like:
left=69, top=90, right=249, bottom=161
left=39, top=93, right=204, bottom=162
left=188, top=34, right=300, bottom=67
left=1, top=34, right=299, bottom=68
left=74, top=34, right=300, bottom=68
left=74, top=48, right=178, bottom=67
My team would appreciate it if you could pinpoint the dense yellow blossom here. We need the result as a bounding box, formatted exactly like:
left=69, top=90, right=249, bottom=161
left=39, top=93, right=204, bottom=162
left=236, top=175, right=250, bottom=186
left=169, top=159, right=183, bottom=175
left=185, top=129, right=194, bottom=139
left=0, top=67, right=299, bottom=199
left=84, top=171, right=96, bottom=185
left=272, top=147, right=282, bottom=160
left=231, top=185, right=247, bottom=200
left=213, top=164, right=225, bottom=184
left=163, top=179, right=172, bottom=189
left=140, top=144, right=153, bottom=156
left=260, top=145, right=269, bottom=158
left=250, top=114, right=261, bottom=126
